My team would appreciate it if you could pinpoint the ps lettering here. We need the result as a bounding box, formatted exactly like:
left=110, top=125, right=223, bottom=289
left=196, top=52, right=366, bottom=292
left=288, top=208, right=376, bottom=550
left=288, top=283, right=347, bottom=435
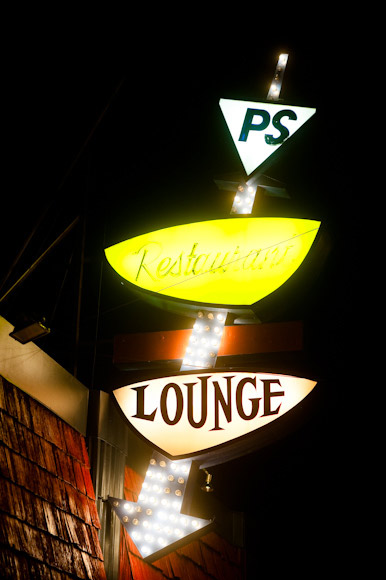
left=239, top=108, right=298, bottom=145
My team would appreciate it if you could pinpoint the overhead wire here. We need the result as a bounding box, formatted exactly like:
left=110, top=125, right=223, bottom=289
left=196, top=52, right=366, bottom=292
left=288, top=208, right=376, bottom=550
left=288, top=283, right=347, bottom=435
left=0, top=75, right=126, bottom=306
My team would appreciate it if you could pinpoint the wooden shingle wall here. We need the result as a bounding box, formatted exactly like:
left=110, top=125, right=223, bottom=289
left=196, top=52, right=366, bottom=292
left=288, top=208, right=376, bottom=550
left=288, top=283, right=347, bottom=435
left=118, top=465, right=246, bottom=580
left=0, top=376, right=106, bottom=579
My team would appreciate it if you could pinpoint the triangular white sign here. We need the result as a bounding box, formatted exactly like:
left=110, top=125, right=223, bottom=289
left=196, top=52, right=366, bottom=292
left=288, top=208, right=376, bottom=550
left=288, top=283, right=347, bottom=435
left=219, top=98, right=316, bottom=176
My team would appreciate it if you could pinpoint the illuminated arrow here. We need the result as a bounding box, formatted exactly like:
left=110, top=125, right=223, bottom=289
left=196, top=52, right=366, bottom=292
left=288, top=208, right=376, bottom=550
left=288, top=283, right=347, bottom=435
left=108, top=451, right=213, bottom=561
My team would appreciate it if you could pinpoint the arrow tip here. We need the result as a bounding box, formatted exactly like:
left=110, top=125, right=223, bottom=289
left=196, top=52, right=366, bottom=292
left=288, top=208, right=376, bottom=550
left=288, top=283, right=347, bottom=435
left=108, top=452, right=213, bottom=560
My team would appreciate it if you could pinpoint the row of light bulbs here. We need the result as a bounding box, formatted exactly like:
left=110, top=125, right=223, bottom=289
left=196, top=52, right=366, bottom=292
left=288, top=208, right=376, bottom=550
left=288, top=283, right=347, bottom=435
left=182, top=310, right=227, bottom=369
left=130, top=511, right=204, bottom=555
left=231, top=184, right=257, bottom=215
left=267, top=53, right=288, bottom=100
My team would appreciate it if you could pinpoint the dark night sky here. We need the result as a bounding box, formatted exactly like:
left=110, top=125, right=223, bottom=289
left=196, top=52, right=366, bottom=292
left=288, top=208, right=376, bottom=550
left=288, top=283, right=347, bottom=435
left=1, top=28, right=364, bottom=575
left=2, top=35, right=359, bottom=375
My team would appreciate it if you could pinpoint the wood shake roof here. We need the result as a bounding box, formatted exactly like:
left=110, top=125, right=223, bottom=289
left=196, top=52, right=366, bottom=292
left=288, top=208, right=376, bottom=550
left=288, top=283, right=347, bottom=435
left=0, top=376, right=106, bottom=579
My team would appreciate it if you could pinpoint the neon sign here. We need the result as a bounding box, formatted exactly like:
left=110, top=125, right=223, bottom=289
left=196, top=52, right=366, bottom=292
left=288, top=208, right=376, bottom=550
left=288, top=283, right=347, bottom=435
left=105, top=217, right=320, bottom=307
left=113, top=372, right=317, bottom=458
left=106, top=54, right=322, bottom=561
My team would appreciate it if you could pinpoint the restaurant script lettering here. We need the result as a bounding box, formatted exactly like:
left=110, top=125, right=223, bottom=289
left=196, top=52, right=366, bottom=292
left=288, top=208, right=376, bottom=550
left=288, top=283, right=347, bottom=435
left=134, top=241, right=295, bottom=283
left=105, top=218, right=320, bottom=306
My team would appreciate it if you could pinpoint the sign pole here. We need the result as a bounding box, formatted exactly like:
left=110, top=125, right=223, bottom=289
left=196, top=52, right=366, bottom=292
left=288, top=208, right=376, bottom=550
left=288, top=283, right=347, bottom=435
left=266, top=53, right=289, bottom=101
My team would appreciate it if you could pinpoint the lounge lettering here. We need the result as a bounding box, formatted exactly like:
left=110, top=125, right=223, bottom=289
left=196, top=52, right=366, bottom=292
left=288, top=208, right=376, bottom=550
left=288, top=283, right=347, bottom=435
left=132, top=375, right=284, bottom=431
left=114, top=372, right=317, bottom=457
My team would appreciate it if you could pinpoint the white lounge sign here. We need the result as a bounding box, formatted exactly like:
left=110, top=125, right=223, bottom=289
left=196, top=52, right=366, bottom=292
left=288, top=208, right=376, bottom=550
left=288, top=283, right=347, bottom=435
left=219, top=99, right=316, bottom=175
left=114, top=372, right=317, bottom=458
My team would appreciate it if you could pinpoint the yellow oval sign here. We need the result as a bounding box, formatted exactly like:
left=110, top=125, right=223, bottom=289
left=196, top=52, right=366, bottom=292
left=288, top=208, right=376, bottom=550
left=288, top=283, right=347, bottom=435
left=105, top=217, right=320, bottom=307
left=113, top=372, right=317, bottom=458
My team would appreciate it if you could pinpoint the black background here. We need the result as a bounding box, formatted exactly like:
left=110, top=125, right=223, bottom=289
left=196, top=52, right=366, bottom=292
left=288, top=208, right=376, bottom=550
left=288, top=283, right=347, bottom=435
left=1, top=24, right=365, bottom=577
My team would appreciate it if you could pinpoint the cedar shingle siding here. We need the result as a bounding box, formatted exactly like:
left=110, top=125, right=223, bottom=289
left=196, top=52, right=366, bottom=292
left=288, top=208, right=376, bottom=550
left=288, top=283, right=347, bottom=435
left=0, top=377, right=106, bottom=579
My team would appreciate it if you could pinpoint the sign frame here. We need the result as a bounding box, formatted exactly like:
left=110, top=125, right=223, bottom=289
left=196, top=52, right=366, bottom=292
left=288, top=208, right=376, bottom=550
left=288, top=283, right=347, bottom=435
left=112, top=367, right=319, bottom=468
left=105, top=217, right=328, bottom=321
